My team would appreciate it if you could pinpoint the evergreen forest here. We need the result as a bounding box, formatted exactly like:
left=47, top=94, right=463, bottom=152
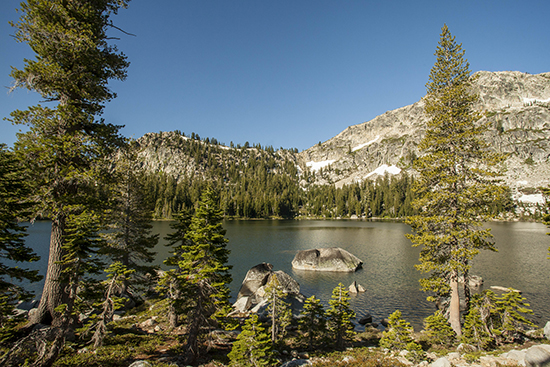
left=138, top=130, right=515, bottom=221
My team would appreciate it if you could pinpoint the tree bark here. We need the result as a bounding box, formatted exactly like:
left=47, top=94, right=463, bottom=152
left=449, top=271, right=462, bottom=337
left=185, top=287, right=203, bottom=364
left=28, top=214, right=70, bottom=326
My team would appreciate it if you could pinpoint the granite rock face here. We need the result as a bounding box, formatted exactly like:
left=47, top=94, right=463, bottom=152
left=133, top=71, right=550, bottom=197
left=291, top=247, right=363, bottom=272
left=298, top=71, right=550, bottom=190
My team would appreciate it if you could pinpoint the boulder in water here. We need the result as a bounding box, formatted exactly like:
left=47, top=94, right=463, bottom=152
left=349, top=280, right=366, bottom=293
left=291, top=247, right=363, bottom=272
left=231, top=263, right=304, bottom=316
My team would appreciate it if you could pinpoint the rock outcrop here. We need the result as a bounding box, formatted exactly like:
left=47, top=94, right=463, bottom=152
left=349, top=281, right=366, bottom=293
left=231, top=263, right=304, bottom=316
left=291, top=247, right=363, bottom=272
left=298, top=71, right=550, bottom=191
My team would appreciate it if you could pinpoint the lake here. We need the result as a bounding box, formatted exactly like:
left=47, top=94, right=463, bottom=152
left=20, top=220, right=550, bottom=330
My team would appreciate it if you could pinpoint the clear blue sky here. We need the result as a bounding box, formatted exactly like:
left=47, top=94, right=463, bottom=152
left=1, top=1, right=549, bottom=151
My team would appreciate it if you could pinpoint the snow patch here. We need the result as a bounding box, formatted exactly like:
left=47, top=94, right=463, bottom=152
left=517, top=193, right=545, bottom=205
left=364, top=164, right=401, bottom=178
left=306, top=159, right=336, bottom=172
left=352, top=135, right=380, bottom=152
left=516, top=180, right=529, bottom=186
left=523, top=97, right=550, bottom=104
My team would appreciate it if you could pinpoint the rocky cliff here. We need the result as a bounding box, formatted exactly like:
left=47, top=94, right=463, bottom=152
left=134, top=71, right=550, bottom=198
left=298, top=71, right=550, bottom=191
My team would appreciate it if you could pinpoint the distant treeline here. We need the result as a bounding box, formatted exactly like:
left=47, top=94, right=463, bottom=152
left=138, top=133, right=515, bottom=220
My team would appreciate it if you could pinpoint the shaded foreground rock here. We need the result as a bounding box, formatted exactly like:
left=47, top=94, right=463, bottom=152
left=291, top=247, right=363, bottom=272
left=231, top=263, right=304, bottom=316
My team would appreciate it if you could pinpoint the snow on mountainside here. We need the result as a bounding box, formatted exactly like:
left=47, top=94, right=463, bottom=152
left=298, top=71, right=550, bottom=190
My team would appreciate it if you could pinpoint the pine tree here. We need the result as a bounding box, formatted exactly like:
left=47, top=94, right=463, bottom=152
left=8, top=0, right=129, bottom=329
left=405, top=24, right=505, bottom=337
left=102, top=144, right=158, bottom=301
left=264, top=273, right=292, bottom=344
left=89, top=262, right=134, bottom=349
left=0, top=145, right=42, bottom=342
left=298, top=295, right=326, bottom=349
left=169, top=187, right=232, bottom=363
left=423, top=310, right=455, bottom=347
left=380, top=310, right=422, bottom=358
left=228, top=314, right=275, bottom=367
left=461, top=306, right=493, bottom=350
left=496, top=290, right=534, bottom=344
left=325, top=283, right=356, bottom=350
left=158, top=209, right=193, bottom=328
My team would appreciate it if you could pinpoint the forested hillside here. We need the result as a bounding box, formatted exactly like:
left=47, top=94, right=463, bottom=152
left=133, top=131, right=514, bottom=220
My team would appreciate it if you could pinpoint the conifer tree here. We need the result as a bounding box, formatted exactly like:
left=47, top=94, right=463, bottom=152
left=325, top=283, right=356, bottom=350
left=461, top=306, right=494, bottom=350
left=298, top=295, right=326, bottom=349
left=168, top=187, right=232, bottom=363
left=102, top=144, right=158, bottom=300
left=8, top=0, right=129, bottom=328
left=422, top=310, right=455, bottom=347
left=228, top=314, right=275, bottom=367
left=380, top=310, right=422, bottom=358
left=264, top=273, right=292, bottom=343
left=497, top=290, right=534, bottom=343
left=89, top=262, right=134, bottom=348
left=0, top=145, right=41, bottom=342
left=405, top=24, right=505, bottom=336
left=158, top=209, right=193, bottom=328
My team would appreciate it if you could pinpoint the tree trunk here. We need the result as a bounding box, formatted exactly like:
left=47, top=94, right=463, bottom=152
left=449, top=271, right=462, bottom=337
left=28, top=214, right=70, bottom=326
left=185, top=289, right=202, bottom=364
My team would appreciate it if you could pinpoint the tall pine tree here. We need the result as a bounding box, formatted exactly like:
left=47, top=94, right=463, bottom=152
left=8, top=0, right=129, bottom=328
left=405, top=25, right=505, bottom=336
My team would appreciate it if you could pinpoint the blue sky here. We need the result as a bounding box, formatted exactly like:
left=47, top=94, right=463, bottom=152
left=1, top=1, right=549, bottom=151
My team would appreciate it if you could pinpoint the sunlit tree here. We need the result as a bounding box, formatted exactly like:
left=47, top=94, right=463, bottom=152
left=406, top=24, right=505, bottom=336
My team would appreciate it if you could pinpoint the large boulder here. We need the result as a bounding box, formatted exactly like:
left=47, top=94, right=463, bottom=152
left=291, top=247, right=363, bottom=272
left=231, top=263, right=304, bottom=316
left=525, top=345, right=550, bottom=367
left=544, top=321, right=550, bottom=340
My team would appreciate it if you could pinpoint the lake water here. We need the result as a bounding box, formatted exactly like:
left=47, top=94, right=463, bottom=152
left=20, top=220, right=550, bottom=330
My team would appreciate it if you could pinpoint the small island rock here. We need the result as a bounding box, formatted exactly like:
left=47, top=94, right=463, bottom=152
left=292, top=247, right=363, bottom=272
left=349, top=280, right=366, bottom=293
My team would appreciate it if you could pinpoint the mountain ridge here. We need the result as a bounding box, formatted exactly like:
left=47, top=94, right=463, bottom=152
left=297, top=70, right=550, bottom=190
left=134, top=71, right=550, bottom=198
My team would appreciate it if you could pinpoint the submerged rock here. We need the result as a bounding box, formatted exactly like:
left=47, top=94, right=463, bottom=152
left=291, top=247, right=363, bottom=272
